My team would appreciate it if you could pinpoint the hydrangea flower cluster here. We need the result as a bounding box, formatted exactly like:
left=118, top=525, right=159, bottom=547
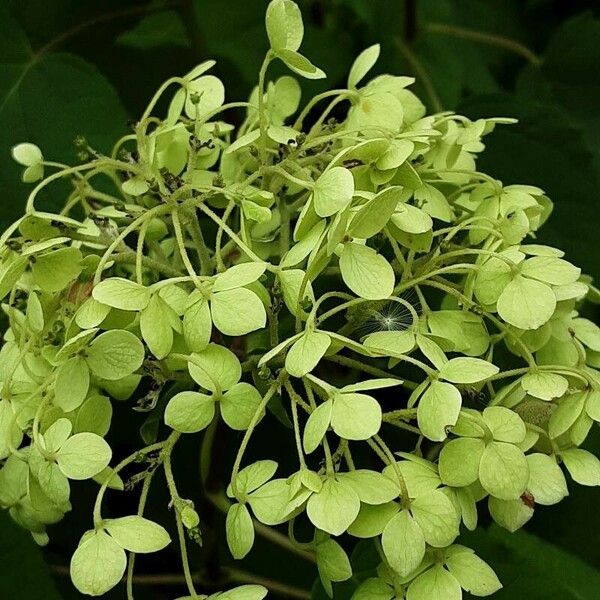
left=1, top=1, right=599, bottom=598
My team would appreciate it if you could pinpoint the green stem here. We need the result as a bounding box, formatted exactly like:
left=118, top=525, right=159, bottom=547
left=257, top=51, right=273, bottom=164
left=267, top=165, right=314, bottom=189
left=198, top=203, right=265, bottom=265
left=207, top=492, right=315, bottom=563
left=383, top=408, right=418, bottom=421
left=322, top=354, right=418, bottom=390
left=230, top=378, right=283, bottom=498
left=26, top=159, right=140, bottom=213
left=322, top=435, right=335, bottom=475
left=308, top=92, right=354, bottom=136
left=394, top=263, right=479, bottom=295
left=293, top=89, right=349, bottom=130
left=135, top=219, right=149, bottom=284
left=93, top=439, right=169, bottom=526
left=139, top=76, right=186, bottom=124
left=286, top=383, right=307, bottom=470
left=162, top=435, right=198, bottom=599
left=185, top=207, right=213, bottom=275
left=215, top=200, right=235, bottom=271
left=172, top=208, right=210, bottom=295
left=94, top=204, right=169, bottom=284
left=395, top=38, right=442, bottom=112
left=226, top=567, right=311, bottom=599
left=126, top=473, right=155, bottom=600
left=373, top=435, right=410, bottom=505
left=111, top=251, right=183, bottom=278
left=426, top=22, right=541, bottom=66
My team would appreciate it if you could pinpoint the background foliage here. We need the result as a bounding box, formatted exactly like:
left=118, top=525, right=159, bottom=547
left=1, top=0, right=599, bottom=598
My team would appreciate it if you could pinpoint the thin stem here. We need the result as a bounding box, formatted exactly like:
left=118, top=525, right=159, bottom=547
left=308, top=92, right=353, bottom=136
left=322, top=354, right=418, bottom=390
left=226, top=567, right=311, bottom=599
left=373, top=434, right=410, bottom=504
left=394, top=263, right=479, bottom=295
left=285, top=382, right=307, bottom=469
left=94, top=204, right=169, bottom=284
left=215, top=200, right=235, bottom=271
left=162, top=435, right=198, bottom=599
left=135, top=219, right=149, bottom=284
left=322, top=435, right=335, bottom=475
left=426, top=22, right=541, bottom=66
left=50, top=564, right=311, bottom=598
left=185, top=207, right=213, bottom=275
left=126, top=473, right=155, bottom=600
left=198, top=203, right=265, bottom=265
left=172, top=208, right=209, bottom=294
left=139, top=76, right=186, bottom=124
left=257, top=51, right=273, bottom=164
left=269, top=304, right=279, bottom=347
left=207, top=493, right=315, bottom=563
left=383, top=408, right=418, bottom=421
left=395, top=38, right=443, bottom=112
left=30, top=159, right=140, bottom=213
left=284, top=379, right=312, bottom=414
left=293, top=89, right=350, bottom=130
left=343, top=444, right=356, bottom=470
left=230, top=378, right=283, bottom=498
left=279, top=199, right=289, bottom=257
left=112, top=251, right=183, bottom=278
left=366, top=437, right=389, bottom=465
left=267, top=166, right=314, bottom=189
left=93, top=439, right=169, bottom=526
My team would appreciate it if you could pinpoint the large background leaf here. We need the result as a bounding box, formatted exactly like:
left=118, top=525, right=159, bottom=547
left=0, top=512, right=62, bottom=599
left=0, top=4, right=127, bottom=226
left=461, top=525, right=600, bottom=600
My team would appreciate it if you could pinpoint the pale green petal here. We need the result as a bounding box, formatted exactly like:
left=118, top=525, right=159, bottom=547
left=164, top=391, right=215, bottom=433
left=410, top=489, right=459, bottom=547
left=226, top=503, right=255, bottom=559
left=211, top=288, right=267, bottom=336
left=561, top=448, right=600, bottom=486
left=188, top=344, right=241, bottom=392
left=439, top=357, right=499, bottom=384
left=526, top=453, right=568, bottom=505
left=221, top=383, right=264, bottom=430
left=339, top=243, right=394, bottom=300
left=497, top=275, right=556, bottom=330
left=488, top=496, right=533, bottom=532
left=479, top=441, right=529, bottom=500
left=285, top=330, right=331, bottom=377
left=381, top=509, right=425, bottom=577
left=331, top=392, right=382, bottom=440
left=439, top=438, right=485, bottom=487
left=337, top=469, right=399, bottom=504
left=417, top=381, right=462, bottom=442
left=348, top=44, right=380, bottom=88
left=313, top=167, right=354, bottom=218
left=406, top=565, right=461, bottom=600
left=306, top=477, right=360, bottom=536
left=446, top=548, right=502, bottom=597
left=70, top=530, right=126, bottom=596
left=482, top=406, right=526, bottom=444
left=104, top=516, right=171, bottom=553
left=303, top=400, right=332, bottom=454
